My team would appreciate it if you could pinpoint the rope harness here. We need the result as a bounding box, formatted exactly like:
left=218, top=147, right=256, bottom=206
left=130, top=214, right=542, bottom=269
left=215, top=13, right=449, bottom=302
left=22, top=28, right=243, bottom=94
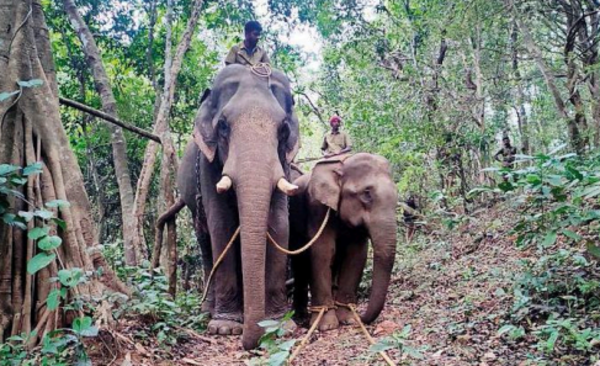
left=267, top=208, right=331, bottom=255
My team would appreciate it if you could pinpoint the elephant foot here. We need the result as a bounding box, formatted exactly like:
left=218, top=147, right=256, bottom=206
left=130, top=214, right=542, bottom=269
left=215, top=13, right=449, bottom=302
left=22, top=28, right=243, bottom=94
left=208, top=318, right=243, bottom=336
left=292, top=309, right=310, bottom=327
left=310, top=309, right=339, bottom=332
left=336, top=307, right=357, bottom=326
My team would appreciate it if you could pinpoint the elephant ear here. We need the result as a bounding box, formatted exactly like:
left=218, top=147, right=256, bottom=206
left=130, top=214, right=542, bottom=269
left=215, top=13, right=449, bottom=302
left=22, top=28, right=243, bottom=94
left=285, top=110, right=300, bottom=163
left=271, top=73, right=300, bottom=164
left=308, top=161, right=343, bottom=211
left=193, top=88, right=217, bottom=162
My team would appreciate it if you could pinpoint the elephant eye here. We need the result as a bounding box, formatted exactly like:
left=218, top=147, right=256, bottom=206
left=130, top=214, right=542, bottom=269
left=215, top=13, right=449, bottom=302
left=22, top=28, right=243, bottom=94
left=360, top=187, right=374, bottom=205
left=217, top=120, right=230, bottom=139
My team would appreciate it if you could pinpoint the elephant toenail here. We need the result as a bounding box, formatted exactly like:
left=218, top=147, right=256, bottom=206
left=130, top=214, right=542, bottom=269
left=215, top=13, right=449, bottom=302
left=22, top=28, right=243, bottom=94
left=218, top=326, right=230, bottom=335
left=232, top=327, right=243, bottom=335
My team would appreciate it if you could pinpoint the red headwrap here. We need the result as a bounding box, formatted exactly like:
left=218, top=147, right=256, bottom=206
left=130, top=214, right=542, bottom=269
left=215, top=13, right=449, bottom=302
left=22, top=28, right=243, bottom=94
left=329, top=115, right=341, bottom=124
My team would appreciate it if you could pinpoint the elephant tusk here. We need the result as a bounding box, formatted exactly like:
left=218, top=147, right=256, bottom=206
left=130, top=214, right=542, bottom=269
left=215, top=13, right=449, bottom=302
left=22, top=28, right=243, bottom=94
left=277, top=178, right=299, bottom=196
left=216, top=176, right=233, bottom=194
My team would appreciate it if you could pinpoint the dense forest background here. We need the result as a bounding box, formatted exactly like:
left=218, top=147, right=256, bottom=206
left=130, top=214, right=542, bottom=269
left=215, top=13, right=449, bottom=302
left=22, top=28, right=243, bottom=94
left=1, top=0, right=600, bottom=365
left=48, top=0, right=600, bottom=248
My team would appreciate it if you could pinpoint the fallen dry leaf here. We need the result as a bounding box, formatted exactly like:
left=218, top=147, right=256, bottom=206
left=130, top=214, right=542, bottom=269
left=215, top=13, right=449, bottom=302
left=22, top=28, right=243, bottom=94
left=374, top=320, right=399, bottom=336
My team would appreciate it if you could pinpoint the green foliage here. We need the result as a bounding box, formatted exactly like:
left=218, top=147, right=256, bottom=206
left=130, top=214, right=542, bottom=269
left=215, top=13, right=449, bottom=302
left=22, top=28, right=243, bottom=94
left=0, top=90, right=20, bottom=102
left=1, top=163, right=37, bottom=229
left=16, top=79, right=44, bottom=88
left=114, top=264, right=208, bottom=348
left=27, top=252, right=57, bottom=275
left=0, top=164, right=98, bottom=366
left=472, top=146, right=600, bottom=258
left=370, top=325, right=428, bottom=360
left=497, top=247, right=600, bottom=361
left=248, top=311, right=297, bottom=366
left=469, top=147, right=600, bottom=362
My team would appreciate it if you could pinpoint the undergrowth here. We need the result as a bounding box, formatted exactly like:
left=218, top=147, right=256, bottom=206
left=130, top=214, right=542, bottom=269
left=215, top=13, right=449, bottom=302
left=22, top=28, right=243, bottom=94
left=470, top=146, right=600, bottom=364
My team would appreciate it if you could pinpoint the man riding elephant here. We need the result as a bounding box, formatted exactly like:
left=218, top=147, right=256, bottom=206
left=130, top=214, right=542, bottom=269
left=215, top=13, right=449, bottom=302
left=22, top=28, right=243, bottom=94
left=321, top=115, right=352, bottom=157
left=225, top=21, right=270, bottom=67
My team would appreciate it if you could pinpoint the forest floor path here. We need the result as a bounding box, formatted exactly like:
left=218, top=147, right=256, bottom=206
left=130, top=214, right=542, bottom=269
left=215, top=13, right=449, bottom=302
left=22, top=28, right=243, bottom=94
left=90, top=205, right=545, bottom=365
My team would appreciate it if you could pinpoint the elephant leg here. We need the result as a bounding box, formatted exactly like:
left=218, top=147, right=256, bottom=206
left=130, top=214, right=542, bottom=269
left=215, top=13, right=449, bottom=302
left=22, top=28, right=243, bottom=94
left=308, top=217, right=339, bottom=332
left=335, top=233, right=368, bottom=325
left=291, top=252, right=309, bottom=324
left=266, top=192, right=290, bottom=320
left=208, top=212, right=244, bottom=335
left=206, top=216, right=243, bottom=335
left=201, top=158, right=243, bottom=336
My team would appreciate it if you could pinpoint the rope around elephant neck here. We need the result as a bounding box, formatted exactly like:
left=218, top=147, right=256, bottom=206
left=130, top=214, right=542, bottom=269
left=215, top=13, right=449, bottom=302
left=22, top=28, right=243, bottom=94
left=335, top=302, right=396, bottom=366
left=267, top=208, right=331, bottom=255
left=251, top=62, right=272, bottom=78
left=198, top=208, right=330, bottom=307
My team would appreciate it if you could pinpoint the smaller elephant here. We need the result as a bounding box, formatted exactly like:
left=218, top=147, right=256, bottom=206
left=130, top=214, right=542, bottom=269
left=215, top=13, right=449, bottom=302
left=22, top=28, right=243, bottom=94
left=290, top=153, right=399, bottom=331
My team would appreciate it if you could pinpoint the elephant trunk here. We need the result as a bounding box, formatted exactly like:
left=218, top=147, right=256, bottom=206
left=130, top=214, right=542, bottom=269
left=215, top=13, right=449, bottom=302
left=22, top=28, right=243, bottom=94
left=236, top=157, right=274, bottom=350
left=361, top=218, right=397, bottom=324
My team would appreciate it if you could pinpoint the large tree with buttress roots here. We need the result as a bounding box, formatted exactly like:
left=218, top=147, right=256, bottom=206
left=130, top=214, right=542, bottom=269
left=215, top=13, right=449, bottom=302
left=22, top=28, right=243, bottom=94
left=0, top=0, right=126, bottom=344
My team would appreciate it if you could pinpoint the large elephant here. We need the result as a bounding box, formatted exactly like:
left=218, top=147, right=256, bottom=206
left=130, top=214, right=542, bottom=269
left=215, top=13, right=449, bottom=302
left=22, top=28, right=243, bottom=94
left=177, top=64, right=299, bottom=349
left=290, top=153, right=398, bottom=331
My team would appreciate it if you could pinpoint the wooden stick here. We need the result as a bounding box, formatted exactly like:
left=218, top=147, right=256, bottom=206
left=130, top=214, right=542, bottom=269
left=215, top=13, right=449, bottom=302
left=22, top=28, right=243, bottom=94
left=58, top=97, right=162, bottom=143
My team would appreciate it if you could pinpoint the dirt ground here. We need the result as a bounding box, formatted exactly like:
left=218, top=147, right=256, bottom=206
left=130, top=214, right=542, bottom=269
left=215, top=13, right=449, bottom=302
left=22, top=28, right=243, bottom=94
left=88, top=206, right=549, bottom=366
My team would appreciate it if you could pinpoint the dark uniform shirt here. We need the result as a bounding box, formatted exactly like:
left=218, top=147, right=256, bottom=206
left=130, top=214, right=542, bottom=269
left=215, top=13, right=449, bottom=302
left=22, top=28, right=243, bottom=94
left=495, top=146, right=517, bottom=167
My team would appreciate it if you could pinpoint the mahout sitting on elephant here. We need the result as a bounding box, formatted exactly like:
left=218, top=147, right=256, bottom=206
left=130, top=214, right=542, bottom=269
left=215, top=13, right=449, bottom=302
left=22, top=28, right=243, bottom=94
left=289, top=153, right=398, bottom=331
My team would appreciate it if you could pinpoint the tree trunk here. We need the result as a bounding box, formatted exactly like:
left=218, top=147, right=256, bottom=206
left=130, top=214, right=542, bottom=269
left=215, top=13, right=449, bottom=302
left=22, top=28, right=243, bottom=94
left=158, top=145, right=178, bottom=297
left=62, top=0, right=143, bottom=265
left=510, top=24, right=530, bottom=154
left=508, top=0, right=587, bottom=152
left=0, top=0, right=125, bottom=343
left=132, top=0, right=204, bottom=248
left=511, top=1, right=568, bottom=120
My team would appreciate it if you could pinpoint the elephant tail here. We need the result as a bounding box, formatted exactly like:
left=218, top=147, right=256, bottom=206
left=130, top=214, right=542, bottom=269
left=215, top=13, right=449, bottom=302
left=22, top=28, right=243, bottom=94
left=152, top=198, right=186, bottom=269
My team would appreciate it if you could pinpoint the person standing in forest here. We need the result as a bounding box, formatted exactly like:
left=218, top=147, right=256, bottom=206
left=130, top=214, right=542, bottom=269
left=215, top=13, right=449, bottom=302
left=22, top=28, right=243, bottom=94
left=225, top=21, right=270, bottom=66
left=494, top=136, right=517, bottom=168
left=494, top=136, right=517, bottom=181
left=321, top=115, right=352, bottom=157
left=403, top=195, right=419, bottom=243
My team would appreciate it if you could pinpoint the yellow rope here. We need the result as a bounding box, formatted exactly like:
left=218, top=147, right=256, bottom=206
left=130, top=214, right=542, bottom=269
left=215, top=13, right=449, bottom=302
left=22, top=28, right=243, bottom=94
left=335, top=302, right=396, bottom=366
left=287, top=306, right=328, bottom=365
left=199, top=226, right=241, bottom=306
left=199, top=208, right=330, bottom=307
left=267, top=208, right=331, bottom=255
left=251, top=62, right=272, bottom=78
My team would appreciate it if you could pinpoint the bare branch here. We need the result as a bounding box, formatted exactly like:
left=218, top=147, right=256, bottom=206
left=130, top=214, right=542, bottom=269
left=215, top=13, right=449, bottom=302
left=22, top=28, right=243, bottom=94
left=59, top=97, right=161, bottom=143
